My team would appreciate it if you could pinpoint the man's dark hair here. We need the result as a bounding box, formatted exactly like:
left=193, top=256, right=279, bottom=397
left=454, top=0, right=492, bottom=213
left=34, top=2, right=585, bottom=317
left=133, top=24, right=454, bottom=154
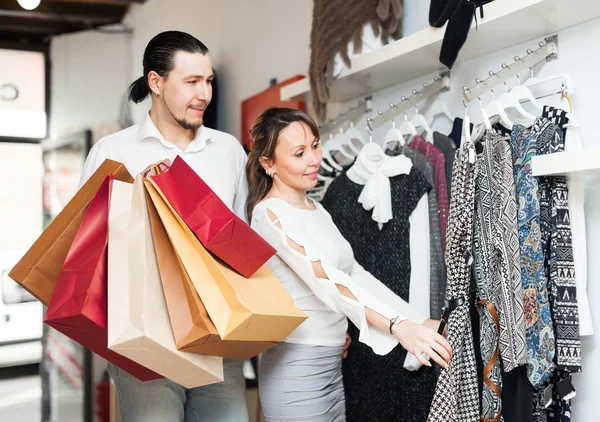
left=128, top=31, right=209, bottom=103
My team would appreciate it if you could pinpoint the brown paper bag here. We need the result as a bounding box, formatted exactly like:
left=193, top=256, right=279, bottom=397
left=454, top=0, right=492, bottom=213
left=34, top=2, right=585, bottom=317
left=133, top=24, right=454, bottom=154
left=146, top=187, right=277, bottom=360
left=9, top=159, right=133, bottom=305
left=144, top=179, right=307, bottom=343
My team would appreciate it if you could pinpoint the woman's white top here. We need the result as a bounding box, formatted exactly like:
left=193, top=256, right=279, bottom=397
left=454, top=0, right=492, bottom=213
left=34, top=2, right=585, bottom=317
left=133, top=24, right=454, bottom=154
left=251, top=198, right=426, bottom=356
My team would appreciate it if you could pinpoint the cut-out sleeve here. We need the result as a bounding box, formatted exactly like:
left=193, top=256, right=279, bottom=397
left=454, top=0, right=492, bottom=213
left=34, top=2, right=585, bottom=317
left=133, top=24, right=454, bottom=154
left=253, top=201, right=426, bottom=355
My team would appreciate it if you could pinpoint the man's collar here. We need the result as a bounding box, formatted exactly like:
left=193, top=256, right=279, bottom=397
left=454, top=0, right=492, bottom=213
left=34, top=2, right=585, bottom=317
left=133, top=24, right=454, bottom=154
left=137, top=113, right=212, bottom=152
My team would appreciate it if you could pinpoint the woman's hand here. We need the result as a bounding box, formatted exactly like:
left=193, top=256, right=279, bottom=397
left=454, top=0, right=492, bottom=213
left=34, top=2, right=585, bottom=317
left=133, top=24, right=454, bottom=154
left=392, top=320, right=452, bottom=368
left=423, top=318, right=447, bottom=337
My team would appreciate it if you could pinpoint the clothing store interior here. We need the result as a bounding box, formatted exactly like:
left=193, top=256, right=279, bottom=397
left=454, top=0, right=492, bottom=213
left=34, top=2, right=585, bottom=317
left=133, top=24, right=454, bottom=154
left=1, top=0, right=600, bottom=421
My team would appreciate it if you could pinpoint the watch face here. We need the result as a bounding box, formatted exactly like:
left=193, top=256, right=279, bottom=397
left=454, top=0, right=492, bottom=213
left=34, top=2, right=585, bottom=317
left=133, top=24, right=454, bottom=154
left=0, top=83, right=19, bottom=101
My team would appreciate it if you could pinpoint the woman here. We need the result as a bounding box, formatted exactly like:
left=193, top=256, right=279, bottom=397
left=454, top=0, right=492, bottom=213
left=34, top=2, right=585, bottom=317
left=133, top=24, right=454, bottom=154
left=246, top=108, right=451, bottom=421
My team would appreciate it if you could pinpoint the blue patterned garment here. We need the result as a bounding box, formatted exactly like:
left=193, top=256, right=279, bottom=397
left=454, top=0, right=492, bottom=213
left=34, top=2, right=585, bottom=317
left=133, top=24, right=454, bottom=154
left=510, top=122, right=556, bottom=389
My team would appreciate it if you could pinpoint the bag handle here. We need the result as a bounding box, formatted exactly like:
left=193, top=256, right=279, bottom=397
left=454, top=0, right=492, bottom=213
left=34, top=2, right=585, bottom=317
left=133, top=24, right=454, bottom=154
left=142, top=161, right=170, bottom=178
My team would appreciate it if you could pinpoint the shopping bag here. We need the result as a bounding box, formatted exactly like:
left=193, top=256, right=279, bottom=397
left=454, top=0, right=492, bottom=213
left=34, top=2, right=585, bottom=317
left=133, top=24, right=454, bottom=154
left=9, top=159, right=133, bottom=305
left=44, top=176, right=161, bottom=382
left=146, top=189, right=277, bottom=359
left=145, top=179, right=307, bottom=342
left=107, top=178, right=223, bottom=388
left=148, top=155, right=275, bottom=278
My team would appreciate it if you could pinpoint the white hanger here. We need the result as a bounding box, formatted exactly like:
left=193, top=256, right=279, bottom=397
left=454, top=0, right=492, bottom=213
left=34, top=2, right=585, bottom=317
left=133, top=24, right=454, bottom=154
left=407, top=94, right=434, bottom=143
left=334, top=127, right=361, bottom=156
left=383, top=115, right=406, bottom=152
left=424, top=97, right=454, bottom=126
left=395, top=98, right=418, bottom=141
left=524, top=71, right=575, bottom=95
left=324, top=131, right=355, bottom=161
left=470, top=96, right=489, bottom=143
left=496, top=65, right=537, bottom=122
left=360, top=119, right=386, bottom=162
left=509, top=67, right=543, bottom=112
left=319, top=134, right=338, bottom=172
left=462, top=100, right=473, bottom=150
left=344, top=121, right=366, bottom=147
left=482, top=76, right=514, bottom=129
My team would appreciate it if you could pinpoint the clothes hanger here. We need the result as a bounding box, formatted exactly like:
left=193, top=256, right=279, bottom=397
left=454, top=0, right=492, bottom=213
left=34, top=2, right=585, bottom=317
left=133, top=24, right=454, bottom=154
left=523, top=70, right=575, bottom=95
left=479, top=75, right=514, bottom=129
left=461, top=100, right=474, bottom=159
left=496, top=64, right=537, bottom=122
left=509, top=63, right=543, bottom=113
left=319, top=134, right=339, bottom=172
left=359, top=118, right=386, bottom=162
left=344, top=121, right=367, bottom=148
left=382, top=109, right=406, bottom=152
left=472, top=96, right=489, bottom=143
left=396, top=97, right=418, bottom=141
left=407, top=91, right=435, bottom=143
left=424, top=97, right=454, bottom=126
left=334, top=127, right=361, bottom=156
left=323, top=131, right=355, bottom=164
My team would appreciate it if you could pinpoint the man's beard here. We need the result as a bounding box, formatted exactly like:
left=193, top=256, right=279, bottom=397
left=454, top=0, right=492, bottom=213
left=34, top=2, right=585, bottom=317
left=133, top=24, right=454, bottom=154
left=163, top=96, right=203, bottom=130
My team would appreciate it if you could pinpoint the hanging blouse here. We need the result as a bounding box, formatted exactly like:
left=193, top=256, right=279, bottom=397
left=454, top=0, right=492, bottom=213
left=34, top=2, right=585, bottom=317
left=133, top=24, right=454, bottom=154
left=433, top=131, right=456, bottom=199
left=251, top=198, right=427, bottom=356
left=346, top=151, right=413, bottom=229
left=409, top=135, right=449, bottom=253
left=511, top=121, right=556, bottom=389
left=428, top=132, right=480, bottom=422
left=473, top=130, right=528, bottom=421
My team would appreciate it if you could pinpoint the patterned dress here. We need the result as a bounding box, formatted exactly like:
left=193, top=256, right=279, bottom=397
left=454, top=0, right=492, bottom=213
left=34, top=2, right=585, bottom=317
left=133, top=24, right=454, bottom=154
left=510, top=122, right=556, bottom=389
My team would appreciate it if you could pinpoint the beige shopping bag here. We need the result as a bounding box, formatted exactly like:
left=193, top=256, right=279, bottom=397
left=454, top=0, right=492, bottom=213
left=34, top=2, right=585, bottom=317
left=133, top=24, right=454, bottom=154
left=146, top=190, right=277, bottom=359
left=107, top=178, right=223, bottom=388
left=144, top=179, right=307, bottom=342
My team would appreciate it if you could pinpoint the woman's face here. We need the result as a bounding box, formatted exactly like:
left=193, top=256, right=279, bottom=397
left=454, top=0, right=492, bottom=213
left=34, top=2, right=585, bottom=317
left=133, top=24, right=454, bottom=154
left=265, top=121, right=322, bottom=191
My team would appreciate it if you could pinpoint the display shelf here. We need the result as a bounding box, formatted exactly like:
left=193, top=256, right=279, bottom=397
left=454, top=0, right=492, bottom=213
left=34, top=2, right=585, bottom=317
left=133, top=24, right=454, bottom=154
left=281, top=0, right=600, bottom=102
left=532, top=149, right=600, bottom=177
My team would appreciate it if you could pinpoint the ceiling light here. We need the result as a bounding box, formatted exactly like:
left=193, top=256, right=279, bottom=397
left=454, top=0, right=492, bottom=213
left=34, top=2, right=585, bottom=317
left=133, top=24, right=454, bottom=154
left=17, top=0, right=41, bottom=11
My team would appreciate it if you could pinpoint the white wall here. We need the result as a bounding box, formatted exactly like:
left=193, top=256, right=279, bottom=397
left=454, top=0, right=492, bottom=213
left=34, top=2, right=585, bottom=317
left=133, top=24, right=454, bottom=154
left=50, top=30, right=130, bottom=140
left=124, top=0, right=313, bottom=138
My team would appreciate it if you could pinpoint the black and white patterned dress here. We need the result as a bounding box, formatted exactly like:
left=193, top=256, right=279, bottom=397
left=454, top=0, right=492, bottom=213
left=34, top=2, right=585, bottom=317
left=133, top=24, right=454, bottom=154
left=428, top=135, right=480, bottom=422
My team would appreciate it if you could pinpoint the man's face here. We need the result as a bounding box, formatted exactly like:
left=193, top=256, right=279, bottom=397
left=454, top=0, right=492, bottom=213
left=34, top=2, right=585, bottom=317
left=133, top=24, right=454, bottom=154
left=159, top=51, right=214, bottom=130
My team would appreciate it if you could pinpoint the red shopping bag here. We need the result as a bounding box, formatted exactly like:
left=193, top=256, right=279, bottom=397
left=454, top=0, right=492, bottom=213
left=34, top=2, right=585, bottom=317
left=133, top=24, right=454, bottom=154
left=44, top=176, right=161, bottom=382
left=148, top=156, right=276, bottom=278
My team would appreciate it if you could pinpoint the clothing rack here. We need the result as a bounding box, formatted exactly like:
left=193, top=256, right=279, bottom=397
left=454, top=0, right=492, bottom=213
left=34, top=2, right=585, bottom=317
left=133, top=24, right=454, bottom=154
left=318, top=98, right=372, bottom=137
left=463, top=35, right=559, bottom=102
left=367, top=74, right=451, bottom=132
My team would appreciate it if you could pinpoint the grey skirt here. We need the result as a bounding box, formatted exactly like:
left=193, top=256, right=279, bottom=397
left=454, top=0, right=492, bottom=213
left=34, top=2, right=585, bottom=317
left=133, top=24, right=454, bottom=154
left=259, top=343, right=346, bottom=422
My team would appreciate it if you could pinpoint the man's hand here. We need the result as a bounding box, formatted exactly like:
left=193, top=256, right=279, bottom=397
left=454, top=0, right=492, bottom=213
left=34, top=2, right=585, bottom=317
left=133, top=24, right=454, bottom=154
left=142, top=159, right=171, bottom=177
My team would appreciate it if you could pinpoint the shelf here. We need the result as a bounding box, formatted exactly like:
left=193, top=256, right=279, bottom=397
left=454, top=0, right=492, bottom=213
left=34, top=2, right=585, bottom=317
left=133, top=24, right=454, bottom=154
left=532, top=149, right=600, bottom=177
left=281, top=0, right=600, bottom=102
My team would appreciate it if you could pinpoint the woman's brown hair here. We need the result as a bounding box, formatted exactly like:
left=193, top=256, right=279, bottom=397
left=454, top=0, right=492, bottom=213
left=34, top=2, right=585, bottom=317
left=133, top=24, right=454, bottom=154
left=245, top=107, right=320, bottom=221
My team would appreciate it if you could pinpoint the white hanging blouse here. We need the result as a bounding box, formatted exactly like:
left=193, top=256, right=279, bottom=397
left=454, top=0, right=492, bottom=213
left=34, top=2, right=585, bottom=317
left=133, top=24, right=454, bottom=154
left=251, top=198, right=427, bottom=356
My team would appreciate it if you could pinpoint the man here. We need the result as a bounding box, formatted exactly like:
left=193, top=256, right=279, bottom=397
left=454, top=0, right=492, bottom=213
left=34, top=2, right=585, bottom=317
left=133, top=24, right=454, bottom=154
left=79, top=31, right=249, bottom=422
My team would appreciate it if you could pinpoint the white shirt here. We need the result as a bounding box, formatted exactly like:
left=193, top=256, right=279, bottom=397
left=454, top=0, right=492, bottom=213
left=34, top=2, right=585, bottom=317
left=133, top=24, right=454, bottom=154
left=79, top=114, right=248, bottom=221
left=251, top=198, right=427, bottom=356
